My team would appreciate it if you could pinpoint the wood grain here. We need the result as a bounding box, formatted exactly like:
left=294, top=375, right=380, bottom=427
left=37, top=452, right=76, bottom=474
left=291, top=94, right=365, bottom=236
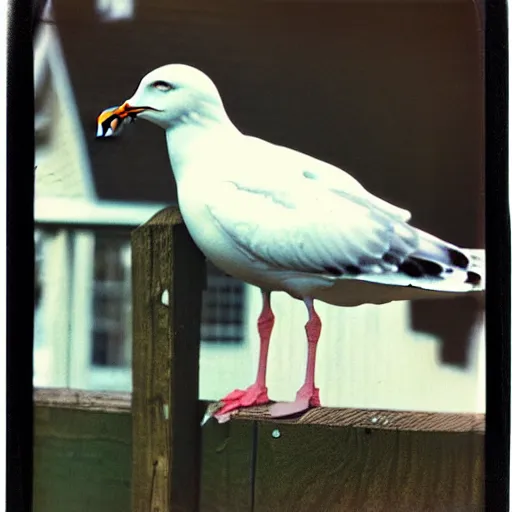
left=34, top=388, right=131, bottom=413
left=233, top=405, right=485, bottom=433
left=33, top=405, right=131, bottom=512
left=200, top=420, right=254, bottom=512
left=131, top=206, right=206, bottom=512
left=253, top=423, right=484, bottom=512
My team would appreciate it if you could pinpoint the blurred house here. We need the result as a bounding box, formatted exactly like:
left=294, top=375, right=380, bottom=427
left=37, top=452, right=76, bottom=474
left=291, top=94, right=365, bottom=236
left=34, top=0, right=162, bottom=390
left=35, top=0, right=485, bottom=413
left=34, top=0, right=248, bottom=394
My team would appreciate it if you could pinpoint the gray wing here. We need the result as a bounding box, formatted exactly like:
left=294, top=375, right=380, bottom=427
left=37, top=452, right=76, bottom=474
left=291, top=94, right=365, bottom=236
left=206, top=183, right=418, bottom=277
left=206, top=138, right=470, bottom=281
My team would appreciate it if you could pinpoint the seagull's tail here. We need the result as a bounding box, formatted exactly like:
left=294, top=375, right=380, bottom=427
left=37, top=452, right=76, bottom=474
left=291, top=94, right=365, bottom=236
left=325, top=241, right=485, bottom=307
left=410, top=227, right=485, bottom=293
left=464, top=248, right=486, bottom=291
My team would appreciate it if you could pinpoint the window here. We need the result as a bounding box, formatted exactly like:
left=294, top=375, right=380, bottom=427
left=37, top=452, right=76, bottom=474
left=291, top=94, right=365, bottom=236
left=33, top=224, right=247, bottom=391
left=201, top=262, right=246, bottom=343
left=92, top=233, right=132, bottom=367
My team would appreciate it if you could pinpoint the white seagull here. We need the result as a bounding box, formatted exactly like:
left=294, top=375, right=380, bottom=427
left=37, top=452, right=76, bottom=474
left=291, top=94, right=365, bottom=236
left=97, top=64, right=485, bottom=422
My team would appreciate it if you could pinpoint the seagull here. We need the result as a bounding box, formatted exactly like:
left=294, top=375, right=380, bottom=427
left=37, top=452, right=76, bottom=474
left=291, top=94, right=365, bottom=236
left=97, top=64, right=485, bottom=423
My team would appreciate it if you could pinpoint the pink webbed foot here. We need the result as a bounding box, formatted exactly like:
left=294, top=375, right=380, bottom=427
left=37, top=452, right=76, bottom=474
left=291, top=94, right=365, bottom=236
left=268, top=384, right=321, bottom=418
left=214, top=384, right=270, bottom=423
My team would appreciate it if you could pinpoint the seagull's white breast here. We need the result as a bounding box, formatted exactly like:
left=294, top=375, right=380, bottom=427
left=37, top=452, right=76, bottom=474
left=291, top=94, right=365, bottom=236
left=176, top=176, right=279, bottom=286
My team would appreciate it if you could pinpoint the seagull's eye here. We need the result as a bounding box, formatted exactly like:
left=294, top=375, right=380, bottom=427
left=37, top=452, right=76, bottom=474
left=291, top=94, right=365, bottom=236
left=151, top=80, right=174, bottom=92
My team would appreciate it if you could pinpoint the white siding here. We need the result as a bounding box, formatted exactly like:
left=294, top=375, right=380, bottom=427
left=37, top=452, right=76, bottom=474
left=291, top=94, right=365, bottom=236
left=68, top=232, right=95, bottom=389
left=35, top=230, right=72, bottom=387
left=199, top=284, right=485, bottom=414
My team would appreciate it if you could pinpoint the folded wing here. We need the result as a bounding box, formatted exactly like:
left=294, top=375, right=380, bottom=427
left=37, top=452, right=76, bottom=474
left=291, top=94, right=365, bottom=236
left=206, top=139, right=481, bottom=291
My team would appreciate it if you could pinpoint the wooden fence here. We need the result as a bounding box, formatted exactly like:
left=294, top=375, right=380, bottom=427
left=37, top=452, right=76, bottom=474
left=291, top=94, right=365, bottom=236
left=34, top=206, right=485, bottom=511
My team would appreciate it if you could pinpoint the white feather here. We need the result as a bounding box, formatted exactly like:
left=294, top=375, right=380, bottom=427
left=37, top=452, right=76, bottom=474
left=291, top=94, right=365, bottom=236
left=109, top=63, right=485, bottom=307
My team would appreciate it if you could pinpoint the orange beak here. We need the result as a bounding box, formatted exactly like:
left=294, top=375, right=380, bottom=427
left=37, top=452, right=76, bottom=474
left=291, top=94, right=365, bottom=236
left=113, top=102, right=153, bottom=118
left=96, top=102, right=158, bottom=138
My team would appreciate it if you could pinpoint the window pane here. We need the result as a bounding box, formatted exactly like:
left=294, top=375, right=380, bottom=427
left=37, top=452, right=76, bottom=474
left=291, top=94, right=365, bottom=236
left=92, top=232, right=132, bottom=367
left=34, top=226, right=247, bottom=391
left=201, top=262, right=246, bottom=343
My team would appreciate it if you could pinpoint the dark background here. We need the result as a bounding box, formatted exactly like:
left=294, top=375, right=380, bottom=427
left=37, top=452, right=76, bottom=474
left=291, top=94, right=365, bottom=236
left=53, top=0, right=484, bottom=364
left=7, top=1, right=504, bottom=511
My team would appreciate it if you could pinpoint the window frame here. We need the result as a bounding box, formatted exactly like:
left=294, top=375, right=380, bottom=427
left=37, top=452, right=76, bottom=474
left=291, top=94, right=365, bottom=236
left=34, top=199, right=249, bottom=393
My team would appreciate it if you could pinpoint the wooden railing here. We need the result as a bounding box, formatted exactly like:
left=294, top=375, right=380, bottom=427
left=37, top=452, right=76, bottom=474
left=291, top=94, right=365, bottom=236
left=33, top=206, right=485, bottom=512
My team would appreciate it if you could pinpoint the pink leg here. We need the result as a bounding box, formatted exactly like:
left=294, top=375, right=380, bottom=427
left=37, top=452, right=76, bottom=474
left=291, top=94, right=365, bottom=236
left=269, top=297, right=321, bottom=417
left=214, top=290, right=274, bottom=421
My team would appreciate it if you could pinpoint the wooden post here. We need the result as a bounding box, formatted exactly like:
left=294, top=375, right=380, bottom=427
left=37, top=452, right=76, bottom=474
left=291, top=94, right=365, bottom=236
left=131, top=207, right=206, bottom=512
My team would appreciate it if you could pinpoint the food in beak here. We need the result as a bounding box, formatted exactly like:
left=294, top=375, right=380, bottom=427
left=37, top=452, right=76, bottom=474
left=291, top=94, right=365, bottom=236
left=96, top=105, right=127, bottom=138
left=96, top=102, right=159, bottom=138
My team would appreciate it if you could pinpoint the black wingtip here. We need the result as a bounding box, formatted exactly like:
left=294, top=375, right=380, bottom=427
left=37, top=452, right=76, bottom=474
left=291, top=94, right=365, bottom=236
left=448, top=249, right=470, bottom=269
left=465, top=271, right=481, bottom=285
left=345, top=265, right=362, bottom=275
left=398, top=257, right=444, bottom=278
left=412, top=258, right=444, bottom=277
left=398, top=260, right=423, bottom=278
left=324, top=265, right=344, bottom=276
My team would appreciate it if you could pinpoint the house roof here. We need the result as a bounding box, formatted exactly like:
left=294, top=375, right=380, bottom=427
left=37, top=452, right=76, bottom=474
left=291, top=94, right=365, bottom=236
left=52, top=0, right=484, bottom=247
left=35, top=0, right=97, bottom=200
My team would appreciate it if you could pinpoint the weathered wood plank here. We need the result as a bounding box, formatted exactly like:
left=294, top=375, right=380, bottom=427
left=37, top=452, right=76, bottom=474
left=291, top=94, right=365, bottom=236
left=131, top=206, right=206, bottom=512
left=233, top=405, right=485, bottom=433
left=33, top=387, right=484, bottom=512
left=33, top=390, right=485, bottom=434
left=33, top=406, right=131, bottom=512
left=200, top=420, right=254, bottom=512
left=34, top=388, right=131, bottom=413
left=253, top=423, right=484, bottom=512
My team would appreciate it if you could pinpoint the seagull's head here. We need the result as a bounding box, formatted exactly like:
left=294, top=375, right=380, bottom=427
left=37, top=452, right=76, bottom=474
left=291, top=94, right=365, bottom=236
left=97, top=64, right=227, bottom=134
